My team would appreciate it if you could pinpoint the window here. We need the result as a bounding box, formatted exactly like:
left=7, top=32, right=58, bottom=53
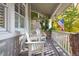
left=0, top=3, right=8, bottom=31
left=15, top=13, right=19, bottom=28
left=20, top=4, right=25, bottom=16
left=20, top=16, right=24, bottom=28
left=15, top=3, right=25, bottom=29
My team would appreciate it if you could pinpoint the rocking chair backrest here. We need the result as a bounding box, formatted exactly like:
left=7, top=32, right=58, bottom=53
left=25, top=33, right=43, bottom=51
left=25, top=32, right=30, bottom=42
left=20, top=32, right=44, bottom=55
left=20, top=32, right=30, bottom=50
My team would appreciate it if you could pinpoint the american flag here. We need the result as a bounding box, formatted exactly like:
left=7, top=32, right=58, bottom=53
left=58, top=19, right=64, bottom=31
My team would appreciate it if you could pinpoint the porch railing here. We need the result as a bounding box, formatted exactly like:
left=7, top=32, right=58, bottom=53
left=52, top=32, right=72, bottom=55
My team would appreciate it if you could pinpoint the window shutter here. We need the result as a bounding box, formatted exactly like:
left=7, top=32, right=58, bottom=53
left=0, top=4, right=5, bottom=28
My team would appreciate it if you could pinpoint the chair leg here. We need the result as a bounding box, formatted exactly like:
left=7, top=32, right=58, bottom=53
left=41, top=52, right=44, bottom=56
left=41, top=44, right=44, bottom=56
left=28, top=51, right=32, bottom=56
left=28, top=44, right=32, bottom=56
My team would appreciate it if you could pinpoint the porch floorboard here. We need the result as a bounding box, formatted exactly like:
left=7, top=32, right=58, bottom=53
left=19, top=38, right=68, bottom=56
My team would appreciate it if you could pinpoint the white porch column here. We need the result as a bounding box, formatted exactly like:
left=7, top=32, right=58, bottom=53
left=7, top=3, right=15, bottom=33
left=28, top=4, right=31, bottom=34
left=25, top=3, right=31, bottom=34
left=25, top=3, right=29, bottom=33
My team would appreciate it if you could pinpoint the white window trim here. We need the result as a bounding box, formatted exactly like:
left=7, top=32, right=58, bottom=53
left=15, top=4, right=25, bottom=32
left=0, top=27, right=6, bottom=32
left=15, top=11, right=25, bottom=18
left=15, top=12, right=25, bottom=29
left=0, top=3, right=8, bottom=32
left=0, top=4, right=21, bottom=41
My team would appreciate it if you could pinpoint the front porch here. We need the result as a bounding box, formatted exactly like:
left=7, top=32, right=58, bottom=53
left=0, top=3, right=79, bottom=56
left=19, top=38, right=68, bottom=56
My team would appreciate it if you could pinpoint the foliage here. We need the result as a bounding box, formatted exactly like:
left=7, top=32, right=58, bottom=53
left=31, top=12, right=38, bottom=20
left=63, top=5, right=79, bottom=32
left=40, top=17, right=53, bottom=32
left=53, top=4, right=79, bottom=32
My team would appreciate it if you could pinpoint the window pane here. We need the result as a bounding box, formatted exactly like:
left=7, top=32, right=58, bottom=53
left=15, top=3, right=25, bottom=29
left=0, top=4, right=5, bottom=28
left=20, top=4, right=25, bottom=16
left=20, top=16, right=24, bottom=28
left=15, top=3, right=19, bottom=12
left=15, top=13, right=19, bottom=28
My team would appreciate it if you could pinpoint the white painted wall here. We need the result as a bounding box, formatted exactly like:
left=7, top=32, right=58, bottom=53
left=0, top=32, right=20, bottom=56
left=7, top=3, right=15, bottom=33
left=0, top=3, right=30, bottom=56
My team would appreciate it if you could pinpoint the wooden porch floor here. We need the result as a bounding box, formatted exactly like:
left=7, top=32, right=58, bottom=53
left=19, top=39, right=69, bottom=56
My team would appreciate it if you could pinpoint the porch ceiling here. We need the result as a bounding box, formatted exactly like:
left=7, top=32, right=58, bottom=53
left=31, top=3, right=59, bottom=17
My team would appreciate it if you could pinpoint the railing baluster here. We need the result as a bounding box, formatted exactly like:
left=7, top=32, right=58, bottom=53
left=52, top=32, right=72, bottom=55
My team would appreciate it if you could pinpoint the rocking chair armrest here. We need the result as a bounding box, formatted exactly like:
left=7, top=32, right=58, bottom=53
left=25, top=41, right=45, bottom=44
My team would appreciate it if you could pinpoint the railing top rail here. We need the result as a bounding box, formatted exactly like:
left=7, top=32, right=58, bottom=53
left=52, top=31, right=79, bottom=34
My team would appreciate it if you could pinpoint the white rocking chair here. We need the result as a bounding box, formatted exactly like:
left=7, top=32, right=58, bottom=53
left=19, top=32, right=45, bottom=56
